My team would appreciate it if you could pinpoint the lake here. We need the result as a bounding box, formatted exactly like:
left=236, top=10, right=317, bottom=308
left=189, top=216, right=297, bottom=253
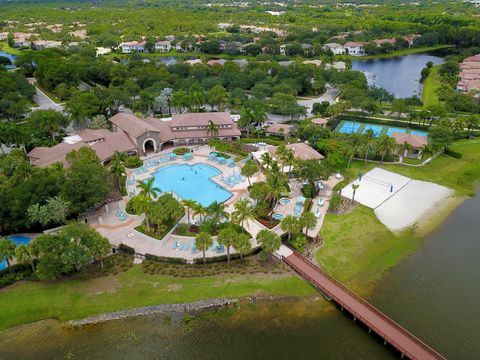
left=0, top=51, right=16, bottom=69
left=0, top=190, right=478, bottom=359
left=352, top=54, right=444, bottom=99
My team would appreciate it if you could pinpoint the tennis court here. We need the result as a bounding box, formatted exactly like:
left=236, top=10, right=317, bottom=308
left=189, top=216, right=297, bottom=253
left=339, top=121, right=361, bottom=134
left=363, top=124, right=383, bottom=137
left=335, top=120, right=429, bottom=138
left=341, top=167, right=411, bottom=209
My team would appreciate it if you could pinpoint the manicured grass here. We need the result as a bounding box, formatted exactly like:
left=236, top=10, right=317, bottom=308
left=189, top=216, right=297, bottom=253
left=422, top=65, right=443, bottom=108
left=342, top=140, right=480, bottom=197
left=401, top=157, right=423, bottom=165
left=341, top=45, right=453, bottom=61
left=317, top=205, right=419, bottom=283
left=0, top=265, right=315, bottom=330
left=0, top=41, right=22, bottom=55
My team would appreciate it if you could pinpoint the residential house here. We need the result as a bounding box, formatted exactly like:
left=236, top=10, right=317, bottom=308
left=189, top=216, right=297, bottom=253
left=232, top=59, right=249, bottom=69
left=279, top=44, right=288, bottom=55
left=323, top=43, right=346, bottom=55
left=0, top=32, right=8, bottom=41
left=266, top=124, right=294, bottom=137
left=155, top=40, right=171, bottom=52
left=207, top=59, right=227, bottom=66
left=344, top=41, right=367, bottom=56
left=119, top=41, right=146, bottom=53
left=31, top=40, right=63, bottom=51
left=266, top=142, right=324, bottom=161
left=373, top=38, right=397, bottom=47
left=302, top=60, right=322, bottom=67
left=185, top=58, right=202, bottom=66
left=68, top=29, right=88, bottom=39
left=392, top=133, right=428, bottom=159
left=13, top=32, right=39, bottom=48
left=301, top=43, right=314, bottom=56
left=457, top=54, right=480, bottom=92
left=96, top=47, right=112, bottom=57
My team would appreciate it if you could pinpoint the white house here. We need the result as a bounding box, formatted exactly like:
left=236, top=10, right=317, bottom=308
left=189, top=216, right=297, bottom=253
left=155, top=40, right=171, bottom=52
left=0, top=32, right=8, bottom=41
left=344, top=41, right=366, bottom=56
left=119, top=41, right=146, bottom=53
left=301, top=43, right=314, bottom=56
left=279, top=44, right=288, bottom=55
left=323, top=43, right=346, bottom=55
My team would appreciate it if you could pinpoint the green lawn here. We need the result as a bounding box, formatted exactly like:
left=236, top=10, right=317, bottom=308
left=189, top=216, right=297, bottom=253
left=0, top=266, right=315, bottom=331
left=422, top=65, right=442, bottom=108
left=341, top=45, right=453, bottom=61
left=0, top=41, right=22, bottom=55
left=317, top=206, right=419, bottom=284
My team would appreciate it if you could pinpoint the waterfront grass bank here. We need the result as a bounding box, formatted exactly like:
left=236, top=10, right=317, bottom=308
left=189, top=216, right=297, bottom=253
left=0, top=265, right=315, bottom=331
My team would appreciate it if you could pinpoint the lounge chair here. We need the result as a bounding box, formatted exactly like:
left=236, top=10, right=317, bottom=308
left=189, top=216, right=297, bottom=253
left=179, top=242, right=184, bottom=250
left=172, top=241, right=177, bottom=250
left=184, top=243, right=189, bottom=251
left=318, top=197, right=325, bottom=207
left=315, top=208, right=321, bottom=218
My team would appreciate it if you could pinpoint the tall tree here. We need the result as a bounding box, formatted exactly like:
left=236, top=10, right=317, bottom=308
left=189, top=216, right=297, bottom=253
left=256, top=229, right=281, bottom=260
left=137, top=177, right=161, bottom=199
left=299, top=211, right=317, bottom=238
left=281, top=215, right=300, bottom=242
left=0, top=239, right=16, bottom=273
left=195, top=231, right=213, bottom=265
left=231, top=198, right=255, bottom=229
left=240, top=160, right=258, bottom=186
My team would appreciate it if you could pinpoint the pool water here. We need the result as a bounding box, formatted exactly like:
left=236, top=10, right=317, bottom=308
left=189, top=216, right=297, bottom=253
left=272, top=213, right=285, bottom=220
left=151, top=163, right=232, bottom=207
left=0, top=235, right=31, bottom=271
left=337, top=121, right=428, bottom=138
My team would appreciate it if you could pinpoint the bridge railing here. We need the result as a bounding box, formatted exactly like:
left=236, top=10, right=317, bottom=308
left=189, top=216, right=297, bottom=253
left=284, top=253, right=445, bottom=360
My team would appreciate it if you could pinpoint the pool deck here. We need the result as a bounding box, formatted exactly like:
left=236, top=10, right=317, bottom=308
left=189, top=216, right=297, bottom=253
left=92, top=146, right=340, bottom=261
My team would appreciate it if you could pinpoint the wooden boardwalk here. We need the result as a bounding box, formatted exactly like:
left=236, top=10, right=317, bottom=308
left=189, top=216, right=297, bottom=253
left=283, top=252, right=446, bottom=360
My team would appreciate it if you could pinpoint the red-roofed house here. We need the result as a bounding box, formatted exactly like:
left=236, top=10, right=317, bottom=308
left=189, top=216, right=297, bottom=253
left=311, top=118, right=328, bottom=127
left=265, top=123, right=294, bottom=137
left=344, top=42, right=367, bottom=56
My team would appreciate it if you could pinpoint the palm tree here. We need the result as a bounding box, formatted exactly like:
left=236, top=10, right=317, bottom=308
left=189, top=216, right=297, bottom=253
left=206, top=201, right=229, bottom=232
left=217, top=226, right=236, bottom=263
left=376, top=135, right=397, bottom=163
left=420, top=144, right=435, bottom=164
left=362, top=129, right=376, bottom=164
left=137, top=177, right=161, bottom=199
left=195, top=231, right=213, bottom=265
left=232, top=199, right=255, bottom=228
left=240, top=160, right=258, bottom=186
left=398, top=142, right=413, bottom=159
left=260, top=152, right=274, bottom=170
left=256, top=229, right=281, bottom=259
left=192, top=202, right=207, bottom=224
left=15, top=244, right=36, bottom=272
left=206, top=120, right=219, bottom=138
left=280, top=215, right=300, bottom=241
left=283, top=150, right=296, bottom=175
left=265, top=171, right=288, bottom=209
left=239, top=107, right=254, bottom=138
left=0, top=238, right=16, bottom=273
left=346, top=133, right=363, bottom=168
left=252, top=105, right=267, bottom=128
left=131, top=194, right=153, bottom=232
left=110, top=152, right=126, bottom=192
left=299, top=211, right=317, bottom=238
left=351, top=184, right=360, bottom=204
left=232, top=233, right=251, bottom=261
left=182, top=199, right=197, bottom=224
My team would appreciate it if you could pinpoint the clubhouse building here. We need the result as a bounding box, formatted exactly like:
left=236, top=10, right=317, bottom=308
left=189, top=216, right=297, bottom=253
left=27, top=112, right=241, bottom=167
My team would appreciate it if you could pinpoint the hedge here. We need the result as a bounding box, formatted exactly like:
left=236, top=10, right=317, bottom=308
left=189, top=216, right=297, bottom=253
left=125, top=155, right=143, bottom=169
left=192, top=247, right=261, bottom=264
left=118, top=243, right=135, bottom=254
left=173, top=147, right=190, bottom=155
left=444, top=147, right=463, bottom=159
left=145, top=253, right=187, bottom=264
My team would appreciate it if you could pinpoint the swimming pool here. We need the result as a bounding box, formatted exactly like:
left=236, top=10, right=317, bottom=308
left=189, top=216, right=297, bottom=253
left=151, top=163, right=232, bottom=207
left=410, top=130, right=429, bottom=137
left=0, top=235, right=31, bottom=271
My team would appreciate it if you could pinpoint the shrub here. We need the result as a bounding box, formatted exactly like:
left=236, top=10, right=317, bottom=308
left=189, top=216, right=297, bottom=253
left=240, top=138, right=285, bottom=146
left=125, top=155, right=143, bottom=168
left=145, top=253, right=187, bottom=264
left=118, top=243, right=135, bottom=254
left=444, top=147, right=463, bottom=159
left=192, top=247, right=260, bottom=264
left=329, top=191, right=342, bottom=211
left=173, top=147, right=190, bottom=155
left=177, top=223, right=190, bottom=235
left=290, top=234, right=307, bottom=253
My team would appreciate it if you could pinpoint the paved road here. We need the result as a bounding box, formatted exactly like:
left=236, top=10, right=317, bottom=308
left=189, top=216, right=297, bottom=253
left=27, top=78, right=64, bottom=112
left=297, top=83, right=340, bottom=114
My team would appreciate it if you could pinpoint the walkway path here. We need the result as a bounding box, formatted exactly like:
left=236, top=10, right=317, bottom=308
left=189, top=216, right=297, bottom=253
left=283, top=252, right=446, bottom=360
